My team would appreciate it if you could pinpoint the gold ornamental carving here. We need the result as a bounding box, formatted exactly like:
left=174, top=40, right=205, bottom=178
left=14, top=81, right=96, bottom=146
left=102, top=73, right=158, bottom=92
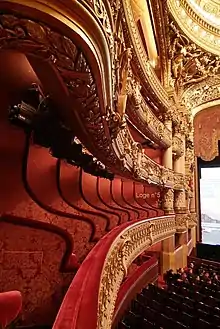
left=188, top=213, right=198, bottom=228
left=175, top=213, right=188, bottom=232
left=98, top=216, right=176, bottom=329
left=174, top=190, right=186, bottom=213
left=174, top=173, right=185, bottom=190
left=168, top=0, right=220, bottom=56
left=127, top=85, right=172, bottom=148
left=162, top=188, right=174, bottom=213
left=182, top=76, right=220, bottom=112
left=172, top=134, right=184, bottom=158
left=169, top=21, right=220, bottom=95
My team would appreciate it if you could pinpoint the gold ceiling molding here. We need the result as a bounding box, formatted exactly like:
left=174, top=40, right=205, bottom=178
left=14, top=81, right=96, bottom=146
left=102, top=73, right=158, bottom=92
left=98, top=215, right=176, bottom=329
left=168, top=0, right=220, bottom=56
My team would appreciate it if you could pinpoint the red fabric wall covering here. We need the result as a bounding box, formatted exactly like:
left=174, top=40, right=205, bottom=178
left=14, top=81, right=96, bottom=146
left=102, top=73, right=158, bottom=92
left=0, top=218, right=74, bottom=325
left=121, top=180, right=149, bottom=219
left=1, top=92, right=164, bottom=327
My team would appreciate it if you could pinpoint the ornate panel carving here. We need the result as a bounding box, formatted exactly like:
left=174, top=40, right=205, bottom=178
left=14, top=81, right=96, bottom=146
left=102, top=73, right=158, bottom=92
left=182, top=76, right=220, bottom=111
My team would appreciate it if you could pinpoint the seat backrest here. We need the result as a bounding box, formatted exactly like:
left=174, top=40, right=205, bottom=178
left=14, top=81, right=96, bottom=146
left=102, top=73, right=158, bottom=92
left=0, top=291, right=22, bottom=327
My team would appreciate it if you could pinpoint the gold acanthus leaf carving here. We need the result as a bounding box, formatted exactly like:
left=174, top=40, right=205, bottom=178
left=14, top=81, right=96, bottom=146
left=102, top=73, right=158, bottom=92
left=172, top=134, right=184, bottom=158
left=98, top=216, right=176, bottom=329
left=127, top=79, right=172, bottom=148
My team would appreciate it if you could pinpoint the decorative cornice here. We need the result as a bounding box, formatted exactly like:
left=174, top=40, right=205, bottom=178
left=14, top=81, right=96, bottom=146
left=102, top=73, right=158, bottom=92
left=98, top=215, right=176, bottom=329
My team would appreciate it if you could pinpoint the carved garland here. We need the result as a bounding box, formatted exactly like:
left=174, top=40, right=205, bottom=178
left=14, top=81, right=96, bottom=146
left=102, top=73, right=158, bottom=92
left=98, top=215, right=176, bottom=329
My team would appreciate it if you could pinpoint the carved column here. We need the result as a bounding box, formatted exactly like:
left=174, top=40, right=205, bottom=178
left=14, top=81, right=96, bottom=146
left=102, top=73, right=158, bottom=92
left=174, top=190, right=186, bottom=214
left=173, top=133, right=185, bottom=174
left=162, top=120, right=174, bottom=214
left=161, top=235, right=175, bottom=273
left=162, top=120, right=172, bottom=169
left=174, top=132, right=186, bottom=213
left=162, top=188, right=174, bottom=215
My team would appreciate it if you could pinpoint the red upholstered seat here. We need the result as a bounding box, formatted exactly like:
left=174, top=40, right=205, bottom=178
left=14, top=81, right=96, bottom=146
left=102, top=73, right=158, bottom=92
left=0, top=291, right=22, bottom=327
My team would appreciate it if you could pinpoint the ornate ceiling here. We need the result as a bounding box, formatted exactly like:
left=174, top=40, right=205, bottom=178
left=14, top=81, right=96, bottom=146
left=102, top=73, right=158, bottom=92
left=168, top=0, right=220, bottom=56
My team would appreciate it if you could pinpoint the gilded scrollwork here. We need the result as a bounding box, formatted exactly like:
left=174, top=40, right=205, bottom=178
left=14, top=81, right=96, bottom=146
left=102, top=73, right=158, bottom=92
left=98, top=216, right=176, bottom=329
left=121, top=0, right=172, bottom=113
left=174, top=173, right=185, bottom=190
